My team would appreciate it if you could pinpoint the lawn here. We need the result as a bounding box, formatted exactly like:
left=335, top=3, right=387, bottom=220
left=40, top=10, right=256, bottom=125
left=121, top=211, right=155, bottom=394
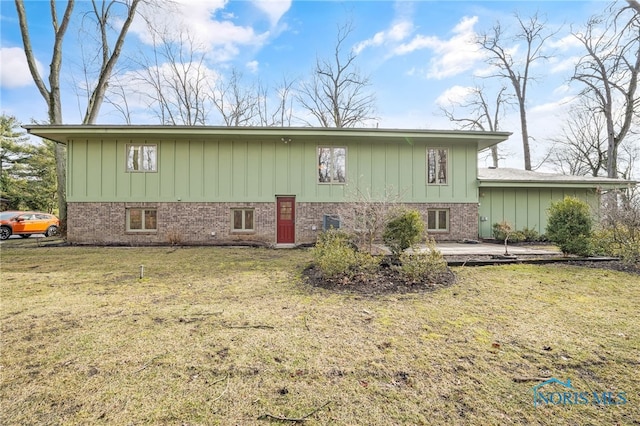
left=1, top=241, right=638, bottom=425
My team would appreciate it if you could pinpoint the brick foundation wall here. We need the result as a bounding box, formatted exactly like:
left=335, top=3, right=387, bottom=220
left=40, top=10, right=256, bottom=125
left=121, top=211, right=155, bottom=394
left=68, top=201, right=478, bottom=245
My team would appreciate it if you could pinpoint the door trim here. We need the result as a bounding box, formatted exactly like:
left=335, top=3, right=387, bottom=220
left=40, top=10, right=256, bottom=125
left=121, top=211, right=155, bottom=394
left=276, top=196, right=296, bottom=245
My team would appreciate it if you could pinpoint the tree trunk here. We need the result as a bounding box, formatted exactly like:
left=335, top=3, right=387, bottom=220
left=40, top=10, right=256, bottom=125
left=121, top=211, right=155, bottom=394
left=519, top=102, right=531, bottom=170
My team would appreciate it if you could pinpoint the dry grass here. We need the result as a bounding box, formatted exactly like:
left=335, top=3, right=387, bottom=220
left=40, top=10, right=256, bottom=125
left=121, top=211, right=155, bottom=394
left=1, top=240, right=639, bottom=425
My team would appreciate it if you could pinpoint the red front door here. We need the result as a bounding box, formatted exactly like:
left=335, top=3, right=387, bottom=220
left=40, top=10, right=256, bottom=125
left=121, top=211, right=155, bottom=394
left=276, top=196, right=295, bottom=244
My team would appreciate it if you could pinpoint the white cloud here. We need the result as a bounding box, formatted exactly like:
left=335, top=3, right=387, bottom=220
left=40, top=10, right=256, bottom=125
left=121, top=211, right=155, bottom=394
left=435, top=85, right=475, bottom=107
left=0, top=47, right=40, bottom=88
left=548, top=34, right=583, bottom=52
left=530, top=96, right=575, bottom=114
left=246, top=60, right=259, bottom=73
left=549, top=56, right=580, bottom=73
left=252, top=0, right=292, bottom=27
left=393, top=16, right=485, bottom=79
left=552, top=84, right=571, bottom=96
left=130, top=1, right=271, bottom=63
left=354, top=21, right=413, bottom=54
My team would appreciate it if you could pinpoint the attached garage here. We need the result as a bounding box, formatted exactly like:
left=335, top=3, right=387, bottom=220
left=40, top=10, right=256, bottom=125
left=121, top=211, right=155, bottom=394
left=477, top=168, right=634, bottom=239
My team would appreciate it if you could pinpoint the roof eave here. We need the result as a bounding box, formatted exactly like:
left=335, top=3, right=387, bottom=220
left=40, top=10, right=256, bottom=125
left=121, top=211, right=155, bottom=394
left=478, top=179, right=636, bottom=189
left=23, top=125, right=512, bottom=149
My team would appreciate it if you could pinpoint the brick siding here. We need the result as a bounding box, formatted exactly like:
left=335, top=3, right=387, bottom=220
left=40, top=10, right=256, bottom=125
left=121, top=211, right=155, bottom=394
left=67, top=201, right=478, bottom=245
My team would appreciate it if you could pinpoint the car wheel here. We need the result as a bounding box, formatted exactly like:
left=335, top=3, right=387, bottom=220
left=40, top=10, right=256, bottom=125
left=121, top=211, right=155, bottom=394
left=45, top=225, right=58, bottom=237
left=20, top=234, right=32, bottom=238
left=0, top=226, right=11, bottom=240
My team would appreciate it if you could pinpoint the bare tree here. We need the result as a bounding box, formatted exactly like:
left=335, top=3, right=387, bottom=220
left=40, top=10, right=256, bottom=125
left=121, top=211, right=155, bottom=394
left=478, top=13, right=557, bottom=170
left=440, top=85, right=512, bottom=168
left=257, top=76, right=296, bottom=127
left=627, top=0, right=640, bottom=15
left=103, top=79, right=134, bottom=124
left=210, top=68, right=262, bottom=126
left=129, top=28, right=213, bottom=125
left=572, top=3, right=640, bottom=178
left=296, top=22, right=376, bottom=128
left=547, top=100, right=608, bottom=177
left=15, top=0, right=142, bottom=222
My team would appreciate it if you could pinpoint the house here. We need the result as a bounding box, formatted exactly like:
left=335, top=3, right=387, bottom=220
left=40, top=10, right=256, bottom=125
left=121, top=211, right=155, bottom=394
left=23, top=125, right=632, bottom=246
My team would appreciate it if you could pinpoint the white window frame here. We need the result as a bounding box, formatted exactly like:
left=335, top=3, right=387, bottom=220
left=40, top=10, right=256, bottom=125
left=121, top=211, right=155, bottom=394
left=126, top=208, right=157, bottom=232
left=126, top=144, right=157, bottom=172
left=427, top=148, right=448, bottom=185
left=317, top=146, right=347, bottom=184
left=427, top=209, right=449, bottom=232
left=231, top=208, right=255, bottom=233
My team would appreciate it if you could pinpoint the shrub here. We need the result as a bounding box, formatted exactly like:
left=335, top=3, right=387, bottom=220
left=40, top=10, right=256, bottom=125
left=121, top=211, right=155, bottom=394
left=592, top=226, right=640, bottom=265
left=396, top=237, right=447, bottom=282
left=546, top=197, right=593, bottom=256
left=312, top=230, right=379, bottom=280
left=383, top=209, right=425, bottom=256
left=492, top=223, right=538, bottom=243
left=312, top=230, right=356, bottom=278
left=521, top=226, right=541, bottom=242
left=492, top=221, right=512, bottom=241
left=593, top=192, right=640, bottom=265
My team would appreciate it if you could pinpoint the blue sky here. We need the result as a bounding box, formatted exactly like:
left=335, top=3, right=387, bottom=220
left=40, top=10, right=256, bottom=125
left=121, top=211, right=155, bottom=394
left=0, top=0, right=618, bottom=170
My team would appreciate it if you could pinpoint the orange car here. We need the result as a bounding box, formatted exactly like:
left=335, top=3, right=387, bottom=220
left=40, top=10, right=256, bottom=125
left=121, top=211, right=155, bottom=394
left=0, top=211, right=60, bottom=240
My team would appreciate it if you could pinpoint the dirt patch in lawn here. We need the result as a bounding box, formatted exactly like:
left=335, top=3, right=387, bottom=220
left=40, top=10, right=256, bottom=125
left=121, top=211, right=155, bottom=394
left=302, top=263, right=456, bottom=295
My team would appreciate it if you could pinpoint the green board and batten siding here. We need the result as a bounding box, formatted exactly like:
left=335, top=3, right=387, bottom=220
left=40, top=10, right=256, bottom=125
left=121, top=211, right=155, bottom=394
left=477, top=187, right=599, bottom=239
left=67, top=137, right=480, bottom=204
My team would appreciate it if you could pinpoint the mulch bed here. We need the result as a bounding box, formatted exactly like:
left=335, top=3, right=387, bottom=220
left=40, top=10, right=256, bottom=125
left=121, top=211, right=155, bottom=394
left=303, top=258, right=638, bottom=295
left=302, top=263, right=456, bottom=295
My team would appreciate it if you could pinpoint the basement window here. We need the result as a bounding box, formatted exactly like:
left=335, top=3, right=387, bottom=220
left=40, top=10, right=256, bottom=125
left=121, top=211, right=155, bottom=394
left=232, top=208, right=254, bottom=232
left=427, top=209, right=449, bottom=232
left=126, top=208, right=157, bottom=232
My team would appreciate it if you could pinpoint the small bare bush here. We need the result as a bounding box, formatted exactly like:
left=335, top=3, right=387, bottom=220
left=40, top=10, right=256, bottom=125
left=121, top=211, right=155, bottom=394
left=337, top=186, right=404, bottom=253
left=166, top=229, right=182, bottom=245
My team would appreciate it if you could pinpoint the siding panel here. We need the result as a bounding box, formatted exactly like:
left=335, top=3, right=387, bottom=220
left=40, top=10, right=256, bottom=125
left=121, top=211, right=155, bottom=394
left=67, top=136, right=481, bottom=204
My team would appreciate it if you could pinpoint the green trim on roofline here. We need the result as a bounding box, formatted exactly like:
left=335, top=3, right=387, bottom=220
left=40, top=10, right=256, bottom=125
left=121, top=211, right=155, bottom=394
left=23, top=125, right=511, bottom=152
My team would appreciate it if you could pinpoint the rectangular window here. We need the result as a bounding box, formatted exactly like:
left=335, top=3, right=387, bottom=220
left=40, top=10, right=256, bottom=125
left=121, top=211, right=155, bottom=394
left=126, top=208, right=157, bottom=232
left=427, top=209, right=449, bottom=232
left=232, top=208, right=254, bottom=232
left=427, top=148, right=448, bottom=185
left=318, top=147, right=346, bottom=183
left=127, top=144, right=157, bottom=172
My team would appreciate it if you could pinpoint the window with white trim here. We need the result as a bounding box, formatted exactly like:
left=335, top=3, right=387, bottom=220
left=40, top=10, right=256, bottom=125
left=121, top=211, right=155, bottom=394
left=232, top=208, right=254, bottom=232
left=318, top=147, right=346, bottom=183
left=127, top=144, right=157, bottom=172
left=126, top=208, right=157, bottom=232
left=427, top=148, right=448, bottom=185
left=427, top=209, right=449, bottom=232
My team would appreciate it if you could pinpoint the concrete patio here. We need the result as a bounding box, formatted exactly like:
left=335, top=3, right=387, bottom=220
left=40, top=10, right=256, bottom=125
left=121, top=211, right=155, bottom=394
left=434, top=242, right=561, bottom=256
